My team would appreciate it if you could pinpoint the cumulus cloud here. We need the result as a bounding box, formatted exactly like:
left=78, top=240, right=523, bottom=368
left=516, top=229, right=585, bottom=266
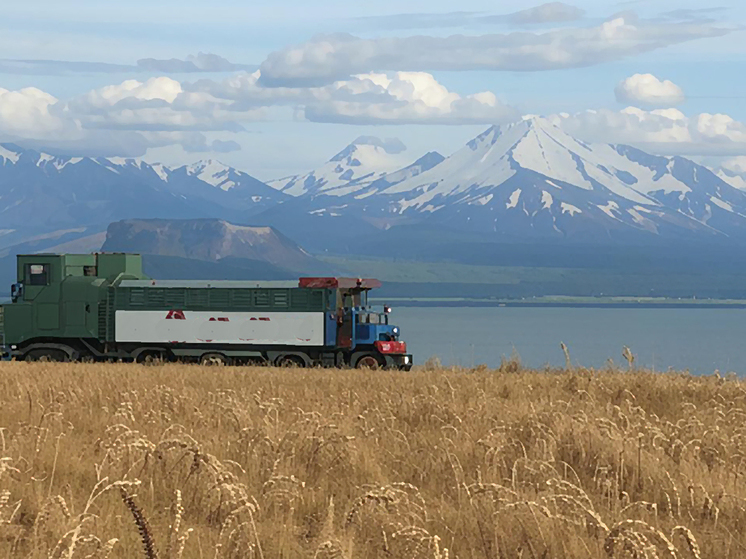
left=63, top=77, right=264, bottom=132
left=0, top=80, right=248, bottom=157
left=186, top=70, right=518, bottom=125
left=615, top=74, right=685, bottom=107
left=304, top=72, right=518, bottom=125
left=549, top=106, right=746, bottom=155
left=0, top=70, right=516, bottom=156
left=258, top=17, right=730, bottom=86
left=136, top=52, right=255, bottom=73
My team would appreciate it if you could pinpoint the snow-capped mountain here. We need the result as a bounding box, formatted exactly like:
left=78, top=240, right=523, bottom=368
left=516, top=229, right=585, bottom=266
left=168, top=159, right=285, bottom=211
left=6, top=118, right=746, bottom=258
left=267, top=136, right=411, bottom=197
left=0, top=144, right=285, bottom=251
left=282, top=118, right=746, bottom=241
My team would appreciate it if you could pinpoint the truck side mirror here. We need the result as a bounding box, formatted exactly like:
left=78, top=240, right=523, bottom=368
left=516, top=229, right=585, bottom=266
left=10, top=283, right=22, bottom=302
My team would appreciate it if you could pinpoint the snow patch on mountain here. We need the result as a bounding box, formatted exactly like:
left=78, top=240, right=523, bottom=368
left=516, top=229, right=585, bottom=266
left=506, top=189, right=521, bottom=209
left=710, top=196, right=734, bottom=212
left=561, top=203, right=581, bottom=215
left=541, top=191, right=553, bottom=209
left=0, top=145, right=20, bottom=164
left=186, top=160, right=236, bottom=190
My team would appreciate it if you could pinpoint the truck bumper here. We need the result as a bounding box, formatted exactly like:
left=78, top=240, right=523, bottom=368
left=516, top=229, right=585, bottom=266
left=384, top=353, right=413, bottom=371
left=0, top=346, right=10, bottom=361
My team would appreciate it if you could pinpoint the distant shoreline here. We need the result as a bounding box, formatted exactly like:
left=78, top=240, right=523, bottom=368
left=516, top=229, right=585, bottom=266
left=372, top=298, right=746, bottom=309
left=4, top=298, right=746, bottom=310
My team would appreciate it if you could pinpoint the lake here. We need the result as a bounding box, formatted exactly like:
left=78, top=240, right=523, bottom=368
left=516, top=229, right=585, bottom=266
left=393, top=306, right=746, bottom=374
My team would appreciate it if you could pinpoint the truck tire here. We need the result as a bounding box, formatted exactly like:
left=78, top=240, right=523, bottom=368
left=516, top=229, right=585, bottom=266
left=275, top=355, right=306, bottom=368
left=354, top=353, right=384, bottom=370
left=200, top=353, right=230, bottom=366
left=25, top=348, right=69, bottom=362
left=135, top=349, right=166, bottom=365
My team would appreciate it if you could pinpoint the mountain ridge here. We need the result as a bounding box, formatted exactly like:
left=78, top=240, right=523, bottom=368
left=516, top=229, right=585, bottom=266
left=263, top=118, right=746, bottom=242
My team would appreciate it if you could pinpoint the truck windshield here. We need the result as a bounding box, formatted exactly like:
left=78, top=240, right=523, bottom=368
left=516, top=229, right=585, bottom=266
left=356, top=313, right=387, bottom=325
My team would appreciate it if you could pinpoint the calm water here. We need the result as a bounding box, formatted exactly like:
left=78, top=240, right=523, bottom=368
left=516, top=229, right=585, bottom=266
left=393, top=307, right=746, bottom=374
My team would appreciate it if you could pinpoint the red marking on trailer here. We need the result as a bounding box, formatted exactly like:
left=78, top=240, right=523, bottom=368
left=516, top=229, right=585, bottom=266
left=165, top=310, right=186, bottom=320
left=209, top=317, right=230, bottom=322
left=249, top=317, right=271, bottom=321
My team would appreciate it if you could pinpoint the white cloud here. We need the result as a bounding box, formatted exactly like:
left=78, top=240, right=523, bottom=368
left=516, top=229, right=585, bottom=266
left=65, top=77, right=263, bottom=132
left=0, top=71, right=516, bottom=158
left=186, top=70, right=519, bottom=125
left=615, top=74, right=685, bottom=107
left=549, top=106, right=746, bottom=155
left=0, top=81, right=241, bottom=157
left=258, top=17, right=730, bottom=86
left=0, top=87, right=68, bottom=139
left=304, top=72, right=518, bottom=125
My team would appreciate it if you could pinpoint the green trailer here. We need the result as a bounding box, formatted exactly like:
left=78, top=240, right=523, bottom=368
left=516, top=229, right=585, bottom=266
left=0, top=253, right=412, bottom=369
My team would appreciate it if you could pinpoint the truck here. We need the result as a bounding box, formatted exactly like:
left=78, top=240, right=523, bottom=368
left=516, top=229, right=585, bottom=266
left=0, top=253, right=412, bottom=369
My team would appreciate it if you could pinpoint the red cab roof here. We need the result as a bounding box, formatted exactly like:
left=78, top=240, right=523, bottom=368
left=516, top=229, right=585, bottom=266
left=299, top=277, right=382, bottom=289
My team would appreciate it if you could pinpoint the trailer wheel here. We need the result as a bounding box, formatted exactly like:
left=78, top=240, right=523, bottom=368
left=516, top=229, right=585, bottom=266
left=200, top=353, right=230, bottom=366
left=355, top=354, right=384, bottom=370
left=136, top=350, right=165, bottom=365
left=276, top=355, right=305, bottom=368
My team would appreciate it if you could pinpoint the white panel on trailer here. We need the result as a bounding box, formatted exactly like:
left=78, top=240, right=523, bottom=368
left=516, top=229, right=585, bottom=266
left=115, top=311, right=325, bottom=346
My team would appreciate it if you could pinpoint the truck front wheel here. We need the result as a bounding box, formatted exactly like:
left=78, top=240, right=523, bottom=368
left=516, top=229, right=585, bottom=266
left=354, top=353, right=384, bottom=370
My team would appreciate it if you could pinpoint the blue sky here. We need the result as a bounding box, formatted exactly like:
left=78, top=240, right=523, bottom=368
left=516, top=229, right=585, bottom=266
left=1, top=0, right=745, bottom=179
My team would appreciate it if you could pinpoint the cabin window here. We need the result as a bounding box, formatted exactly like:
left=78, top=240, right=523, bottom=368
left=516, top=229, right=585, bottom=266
left=27, top=264, right=50, bottom=286
left=84, top=266, right=97, bottom=277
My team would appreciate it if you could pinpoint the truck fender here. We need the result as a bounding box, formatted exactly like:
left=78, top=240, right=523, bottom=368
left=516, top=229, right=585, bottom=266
left=18, top=343, right=78, bottom=362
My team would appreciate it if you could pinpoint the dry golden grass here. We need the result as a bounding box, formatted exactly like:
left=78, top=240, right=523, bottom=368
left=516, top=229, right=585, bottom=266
left=1, top=359, right=745, bottom=558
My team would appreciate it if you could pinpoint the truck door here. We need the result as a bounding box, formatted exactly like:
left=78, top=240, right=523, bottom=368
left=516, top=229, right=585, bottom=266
left=337, top=309, right=353, bottom=348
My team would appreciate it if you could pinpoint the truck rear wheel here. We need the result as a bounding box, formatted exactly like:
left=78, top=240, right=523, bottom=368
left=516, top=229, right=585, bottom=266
left=25, top=348, right=68, bottom=362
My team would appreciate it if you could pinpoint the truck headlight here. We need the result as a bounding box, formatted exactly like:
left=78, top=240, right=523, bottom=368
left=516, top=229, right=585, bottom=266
left=392, top=327, right=400, bottom=336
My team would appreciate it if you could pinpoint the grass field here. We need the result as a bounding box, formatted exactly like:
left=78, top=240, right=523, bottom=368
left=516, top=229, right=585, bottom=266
left=1, top=362, right=745, bottom=558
